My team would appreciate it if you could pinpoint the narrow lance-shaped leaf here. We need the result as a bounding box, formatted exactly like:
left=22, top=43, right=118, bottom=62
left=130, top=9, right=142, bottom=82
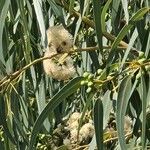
left=111, top=0, right=121, bottom=33
left=0, top=94, right=16, bottom=145
left=120, top=28, right=138, bottom=70
left=0, top=0, right=10, bottom=64
left=116, top=75, right=132, bottom=150
left=28, top=77, right=83, bottom=150
left=94, top=98, right=103, bottom=150
left=139, top=74, right=147, bottom=149
left=101, top=0, right=112, bottom=32
left=47, top=0, right=65, bottom=25
left=121, top=0, right=129, bottom=23
left=92, top=0, right=103, bottom=51
left=78, top=92, right=94, bottom=140
left=89, top=90, right=112, bottom=150
left=33, top=0, right=46, bottom=47
left=130, top=7, right=150, bottom=22
left=112, top=7, right=149, bottom=50
left=69, top=0, right=75, bottom=15
left=107, top=7, right=149, bottom=65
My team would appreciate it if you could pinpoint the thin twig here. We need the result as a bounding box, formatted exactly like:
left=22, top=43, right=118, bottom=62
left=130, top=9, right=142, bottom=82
left=74, top=144, right=89, bottom=150
left=0, top=54, right=57, bottom=90
left=0, top=45, right=127, bottom=89
left=75, top=46, right=127, bottom=52
left=103, top=131, right=132, bottom=144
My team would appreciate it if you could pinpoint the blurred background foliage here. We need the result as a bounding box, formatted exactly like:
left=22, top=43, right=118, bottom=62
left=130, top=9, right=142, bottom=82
left=0, top=0, right=150, bottom=149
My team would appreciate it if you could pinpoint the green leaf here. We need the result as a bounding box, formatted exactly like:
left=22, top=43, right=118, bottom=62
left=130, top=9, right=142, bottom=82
left=129, top=7, right=150, bottom=22
left=94, top=98, right=103, bottom=150
left=0, top=94, right=16, bottom=145
left=111, top=0, right=121, bottom=34
left=90, top=91, right=112, bottom=150
left=143, top=28, right=150, bottom=58
left=28, top=77, right=83, bottom=150
left=37, top=78, right=50, bottom=131
left=16, top=0, right=32, bottom=63
left=102, top=90, right=112, bottom=127
left=47, top=0, right=65, bottom=25
left=92, top=0, right=103, bottom=51
left=139, top=74, right=147, bottom=149
left=116, top=75, right=132, bottom=150
left=74, top=0, right=90, bottom=43
left=101, top=0, right=112, bottom=32
left=120, top=28, right=138, bottom=70
left=33, top=0, right=46, bottom=47
left=146, top=111, right=150, bottom=141
left=121, top=0, right=129, bottom=23
left=0, top=0, right=10, bottom=64
left=88, top=51, right=100, bottom=70
left=13, top=116, right=29, bottom=145
left=112, top=7, right=149, bottom=50
left=111, top=24, right=132, bottom=50
left=69, top=0, right=75, bottom=15
left=107, top=7, right=149, bottom=65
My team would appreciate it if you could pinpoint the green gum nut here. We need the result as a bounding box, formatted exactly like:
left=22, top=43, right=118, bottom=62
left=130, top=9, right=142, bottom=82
left=88, top=74, right=94, bottom=80
left=138, top=58, right=146, bottom=64
left=97, top=69, right=103, bottom=75
left=80, top=80, right=88, bottom=85
left=145, top=65, right=150, bottom=71
left=81, top=81, right=86, bottom=85
left=138, top=51, right=144, bottom=58
left=107, top=75, right=112, bottom=80
left=86, top=87, right=92, bottom=93
left=83, top=72, right=90, bottom=78
left=87, top=81, right=93, bottom=87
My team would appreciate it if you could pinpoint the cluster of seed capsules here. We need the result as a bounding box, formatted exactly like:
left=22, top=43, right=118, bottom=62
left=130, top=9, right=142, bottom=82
left=80, top=51, right=150, bottom=93
left=80, top=69, right=104, bottom=93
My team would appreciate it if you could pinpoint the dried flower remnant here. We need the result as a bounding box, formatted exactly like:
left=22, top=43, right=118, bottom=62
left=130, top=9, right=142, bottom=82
left=64, top=112, right=94, bottom=147
left=43, top=25, right=75, bottom=80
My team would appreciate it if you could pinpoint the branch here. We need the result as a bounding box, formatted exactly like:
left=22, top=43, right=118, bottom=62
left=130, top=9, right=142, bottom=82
left=0, top=54, right=58, bottom=91
left=0, top=43, right=142, bottom=92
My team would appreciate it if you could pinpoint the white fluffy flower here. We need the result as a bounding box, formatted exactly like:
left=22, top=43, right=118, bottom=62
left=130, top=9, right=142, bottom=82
left=124, top=116, right=132, bottom=134
left=43, top=25, right=75, bottom=80
left=79, top=122, right=94, bottom=142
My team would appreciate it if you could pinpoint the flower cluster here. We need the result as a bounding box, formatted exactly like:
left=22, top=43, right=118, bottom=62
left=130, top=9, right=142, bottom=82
left=43, top=25, right=75, bottom=80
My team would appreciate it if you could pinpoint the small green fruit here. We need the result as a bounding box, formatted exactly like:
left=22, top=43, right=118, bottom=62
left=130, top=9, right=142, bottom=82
left=138, top=58, right=146, bottom=64
left=88, top=81, right=93, bottom=87
left=97, top=69, right=103, bottom=75
left=86, top=87, right=92, bottom=93
left=145, top=65, right=150, bottom=71
left=83, top=72, right=89, bottom=78
left=88, top=74, right=94, bottom=80
left=81, top=81, right=86, bottom=85
left=107, top=75, right=112, bottom=80
left=138, top=51, right=144, bottom=58
left=80, top=80, right=88, bottom=85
